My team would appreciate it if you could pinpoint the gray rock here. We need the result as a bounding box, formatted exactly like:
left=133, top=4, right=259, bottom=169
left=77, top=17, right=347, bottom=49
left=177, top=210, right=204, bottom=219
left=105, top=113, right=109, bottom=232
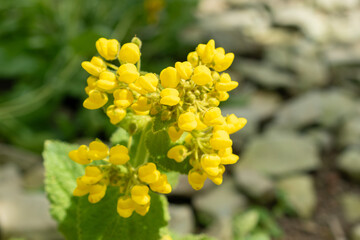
left=0, top=163, right=22, bottom=197
left=339, top=114, right=360, bottom=148
left=170, top=174, right=213, bottom=197
left=237, top=131, right=320, bottom=177
left=273, top=90, right=355, bottom=129
left=315, top=0, right=359, bottom=12
left=337, top=148, right=360, bottom=181
left=193, top=179, right=247, bottom=219
left=205, top=218, right=233, bottom=240
left=352, top=224, right=360, bottom=240
left=341, top=193, right=360, bottom=223
left=276, top=174, right=317, bottom=218
left=304, top=129, right=333, bottom=151
left=169, top=204, right=195, bottom=235
left=234, top=169, right=275, bottom=202
left=23, top=163, right=45, bottom=190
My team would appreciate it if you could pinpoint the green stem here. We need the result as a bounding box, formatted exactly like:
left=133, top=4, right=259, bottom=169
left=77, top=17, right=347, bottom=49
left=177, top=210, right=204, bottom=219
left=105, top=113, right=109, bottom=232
left=132, top=119, right=152, bottom=168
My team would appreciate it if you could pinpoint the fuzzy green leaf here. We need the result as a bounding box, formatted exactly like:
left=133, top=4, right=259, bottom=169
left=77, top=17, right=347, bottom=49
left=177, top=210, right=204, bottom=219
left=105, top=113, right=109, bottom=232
left=43, top=140, right=169, bottom=240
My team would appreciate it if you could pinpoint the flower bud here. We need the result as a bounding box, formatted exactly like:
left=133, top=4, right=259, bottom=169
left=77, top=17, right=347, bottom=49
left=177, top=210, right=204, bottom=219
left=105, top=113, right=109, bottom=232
left=96, top=38, right=120, bottom=60
left=117, top=63, right=139, bottom=84
left=160, top=67, right=180, bottom=88
left=160, top=88, right=180, bottom=106
left=119, top=43, right=141, bottom=64
left=187, top=51, right=199, bottom=67
left=201, top=39, right=215, bottom=64
left=109, top=145, right=130, bottom=165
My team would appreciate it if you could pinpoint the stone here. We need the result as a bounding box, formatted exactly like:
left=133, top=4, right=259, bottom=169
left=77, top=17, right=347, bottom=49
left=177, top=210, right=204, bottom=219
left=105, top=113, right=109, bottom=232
left=237, top=131, right=320, bottom=177
left=304, top=129, right=332, bottom=151
left=276, top=174, right=317, bottom=218
left=234, top=169, right=275, bottom=203
left=169, top=204, right=195, bottom=235
left=170, top=174, right=213, bottom=197
left=273, top=90, right=355, bottom=129
left=23, top=163, right=45, bottom=190
left=205, top=218, right=233, bottom=240
left=352, top=224, right=360, bottom=240
left=0, top=163, right=22, bottom=197
left=315, top=0, right=359, bottom=12
left=339, top=114, right=360, bottom=148
left=337, top=148, right=360, bottom=181
left=192, top=179, right=247, bottom=219
left=341, top=193, right=360, bottom=223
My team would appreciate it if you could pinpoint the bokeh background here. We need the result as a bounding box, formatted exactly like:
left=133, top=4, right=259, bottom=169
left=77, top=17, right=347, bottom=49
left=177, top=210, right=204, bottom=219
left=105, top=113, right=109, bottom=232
left=1, top=0, right=360, bottom=239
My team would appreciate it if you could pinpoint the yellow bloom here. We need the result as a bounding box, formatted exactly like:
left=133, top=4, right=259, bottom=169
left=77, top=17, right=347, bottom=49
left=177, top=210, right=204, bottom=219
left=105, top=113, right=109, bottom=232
left=88, top=140, right=109, bottom=160
left=218, top=147, right=239, bottom=165
left=96, top=38, right=120, bottom=61
left=215, top=73, right=238, bottom=92
left=191, top=65, right=212, bottom=86
left=160, top=88, right=180, bottom=106
left=160, top=67, right=180, bottom=88
left=117, top=63, right=139, bottom=84
left=138, top=73, right=158, bottom=92
left=167, top=145, right=187, bottom=162
left=201, top=39, right=215, bottom=64
left=188, top=169, right=207, bottom=190
left=210, top=130, right=232, bottom=150
left=226, top=114, right=247, bottom=134
left=131, top=185, right=150, bottom=205
left=119, top=43, right=140, bottom=64
left=138, top=163, right=160, bottom=184
left=134, top=202, right=150, bottom=216
left=129, top=79, right=148, bottom=95
left=113, top=89, right=134, bottom=108
left=175, top=61, right=193, bottom=80
left=97, top=71, right=117, bottom=91
left=109, top=145, right=130, bottom=165
left=213, top=51, right=234, bottom=72
left=187, top=51, right=199, bottom=67
left=88, top=184, right=107, bottom=203
left=131, top=96, right=151, bottom=115
left=81, top=166, right=103, bottom=185
left=85, top=76, right=98, bottom=94
left=117, top=197, right=135, bottom=218
left=106, top=105, right=126, bottom=125
left=203, top=107, right=225, bottom=126
left=81, top=56, right=107, bottom=77
left=149, top=174, right=172, bottom=194
left=207, top=165, right=225, bottom=185
left=178, top=112, right=197, bottom=132
left=195, top=114, right=208, bottom=130
left=217, top=91, right=229, bottom=101
left=73, top=177, right=90, bottom=196
left=196, top=44, right=206, bottom=59
left=83, top=89, right=108, bottom=110
left=200, top=154, right=221, bottom=176
left=69, top=145, right=90, bottom=165
left=168, top=126, right=184, bottom=142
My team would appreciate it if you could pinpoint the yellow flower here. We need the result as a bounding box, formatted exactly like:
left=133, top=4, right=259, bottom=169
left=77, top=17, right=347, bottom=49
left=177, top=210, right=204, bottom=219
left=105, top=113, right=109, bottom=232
left=97, top=71, right=117, bottom=91
left=138, top=73, right=158, bottom=92
left=106, top=105, right=126, bottom=125
left=96, top=38, right=120, bottom=61
left=203, top=107, right=225, bottom=126
left=160, top=88, right=180, bottom=106
left=201, top=39, right=215, bottom=64
left=215, top=73, right=238, bottom=92
left=217, top=91, right=229, bottom=101
left=131, top=185, right=151, bottom=205
left=138, top=163, right=160, bottom=184
left=73, top=177, right=90, bottom=196
left=88, top=184, right=107, bottom=203
left=119, top=43, right=140, bottom=64
left=191, top=65, right=212, bottom=86
left=117, top=197, right=135, bottom=218
left=85, top=76, right=98, bottom=94
left=210, top=130, right=232, bottom=150
left=167, top=145, right=187, bottom=162
left=113, top=89, right=134, bottom=108
left=149, top=174, right=172, bottom=194
left=196, top=44, right=206, bottom=59
left=131, top=96, right=151, bottom=115
left=178, top=112, right=197, bottom=132
left=160, top=67, right=180, bottom=88
left=109, top=145, right=130, bottom=165
left=195, top=113, right=208, bottom=130
left=213, top=51, right=234, bottom=72
left=200, top=154, right=221, bottom=176
left=117, top=63, right=139, bottom=84
left=187, top=51, right=199, bottom=67
left=207, top=165, right=225, bottom=185
left=175, top=61, right=193, bottom=80
left=134, top=202, right=150, bottom=216
left=167, top=126, right=184, bottom=142
left=129, top=80, right=148, bottom=95
left=218, top=147, right=239, bottom=165
left=81, top=56, right=107, bottom=77
left=188, top=169, right=207, bottom=190
left=81, top=166, right=103, bottom=184
left=226, top=114, right=247, bottom=134
left=69, top=145, right=90, bottom=165
left=88, top=140, right=109, bottom=160
left=83, top=89, right=108, bottom=110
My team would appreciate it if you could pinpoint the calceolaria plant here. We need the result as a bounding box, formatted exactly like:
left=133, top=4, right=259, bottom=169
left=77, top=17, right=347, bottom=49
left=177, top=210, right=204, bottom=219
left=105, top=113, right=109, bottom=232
left=43, top=36, right=246, bottom=239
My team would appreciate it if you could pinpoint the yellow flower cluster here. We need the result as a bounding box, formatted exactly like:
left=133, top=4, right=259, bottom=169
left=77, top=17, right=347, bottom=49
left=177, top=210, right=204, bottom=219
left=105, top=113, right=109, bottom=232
left=69, top=140, right=171, bottom=218
left=75, top=37, right=247, bottom=217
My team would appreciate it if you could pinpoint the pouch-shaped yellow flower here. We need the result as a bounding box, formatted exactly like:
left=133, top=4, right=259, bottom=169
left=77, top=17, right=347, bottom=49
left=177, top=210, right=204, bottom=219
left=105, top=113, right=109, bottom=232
left=109, top=145, right=130, bottom=165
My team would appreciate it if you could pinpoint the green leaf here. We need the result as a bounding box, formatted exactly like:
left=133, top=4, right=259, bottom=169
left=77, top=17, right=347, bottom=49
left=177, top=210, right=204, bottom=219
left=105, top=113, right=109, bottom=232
left=110, top=127, right=130, bottom=146
left=44, top=140, right=169, bottom=240
left=150, top=155, right=192, bottom=174
left=153, top=114, right=175, bottom=132
left=233, top=210, right=260, bottom=239
left=145, top=129, right=171, bottom=157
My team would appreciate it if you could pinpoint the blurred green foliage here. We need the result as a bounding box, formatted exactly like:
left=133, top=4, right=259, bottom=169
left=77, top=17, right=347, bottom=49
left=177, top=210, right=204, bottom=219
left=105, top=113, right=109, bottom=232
left=0, top=0, right=198, bottom=152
